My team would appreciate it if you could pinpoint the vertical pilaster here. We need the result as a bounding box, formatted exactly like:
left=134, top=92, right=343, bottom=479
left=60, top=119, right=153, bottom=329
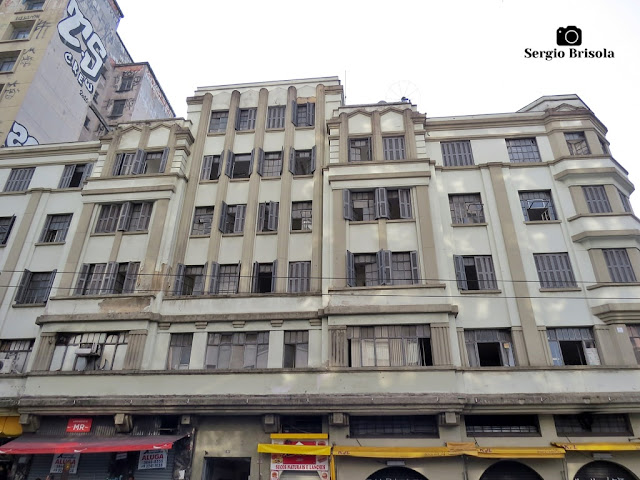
left=332, top=189, right=347, bottom=288
left=404, top=109, right=418, bottom=160
left=414, top=185, right=438, bottom=284
left=140, top=198, right=170, bottom=292
left=310, top=84, right=326, bottom=292
left=57, top=202, right=94, bottom=296
left=339, top=113, right=349, bottom=163
left=511, top=327, right=530, bottom=366
left=371, top=111, right=383, bottom=161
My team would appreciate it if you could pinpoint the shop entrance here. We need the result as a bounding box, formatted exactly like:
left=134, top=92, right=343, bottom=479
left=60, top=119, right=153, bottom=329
left=366, top=466, right=428, bottom=480
left=479, top=460, right=543, bottom=480
left=574, top=461, right=639, bottom=480
left=202, top=457, right=251, bottom=480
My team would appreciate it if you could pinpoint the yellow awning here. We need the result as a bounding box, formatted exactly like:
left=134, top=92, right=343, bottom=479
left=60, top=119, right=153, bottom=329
left=0, top=417, right=22, bottom=437
left=270, top=433, right=328, bottom=440
left=257, top=444, right=331, bottom=455
left=332, top=446, right=463, bottom=458
left=554, top=442, right=640, bottom=452
left=474, top=447, right=565, bottom=459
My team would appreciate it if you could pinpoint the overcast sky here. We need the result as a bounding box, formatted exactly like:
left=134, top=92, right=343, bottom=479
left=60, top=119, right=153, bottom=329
left=116, top=0, right=640, bottom=211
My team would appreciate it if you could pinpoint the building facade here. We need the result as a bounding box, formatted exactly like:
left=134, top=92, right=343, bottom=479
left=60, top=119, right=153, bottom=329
left=0, top=77, right=639, bottom=480
left=0, top=0, right=173, bottom=148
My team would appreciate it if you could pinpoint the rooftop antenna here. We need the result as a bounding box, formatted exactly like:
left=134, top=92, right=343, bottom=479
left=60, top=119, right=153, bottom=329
left=385, top=80, right=422, bottom=109
left=344, top=70, right=347, bottom=103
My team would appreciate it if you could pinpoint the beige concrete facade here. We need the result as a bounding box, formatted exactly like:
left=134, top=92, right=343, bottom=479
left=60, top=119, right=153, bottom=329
left=0, top=82, right=639, bottom=480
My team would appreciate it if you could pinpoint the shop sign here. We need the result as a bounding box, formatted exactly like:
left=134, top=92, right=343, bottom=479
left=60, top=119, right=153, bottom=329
left=138, top=449, right=168, bottom=470
left=270, top=439, right=329, bottom=474
left=50, top=453, right=80, bottom=474
left=66, top=418, right=92, bottom=433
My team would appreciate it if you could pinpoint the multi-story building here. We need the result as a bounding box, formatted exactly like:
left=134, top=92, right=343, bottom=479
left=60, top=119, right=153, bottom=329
left=0, top=77, right=639, bottom=480
left=0, top=0, right=174, bottom=148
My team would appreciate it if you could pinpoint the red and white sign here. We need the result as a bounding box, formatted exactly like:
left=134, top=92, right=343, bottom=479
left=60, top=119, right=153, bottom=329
left=50, top=453, right=80, bottom=474
left=270, top=439, right=329, bottom=477
left=138, top=449, right=168, bottom=470
left=66, top=418, right=92, bottom=433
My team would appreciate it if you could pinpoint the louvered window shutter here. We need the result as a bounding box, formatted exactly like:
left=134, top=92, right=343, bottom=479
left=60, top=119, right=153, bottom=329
left=1, top=215, right=16, bottom=245
left=310, top=145, right=316, bottom=173
left=343, top=190, right=353, bottom=220
left=374, top=187, right=389, bottom=219
left=271, top=259, right=278, bottom=292
left=112, top=154, right=125, bottom=175
left=454, top=255, right=468, bottom=290
left=101, top=262, right=118, bottom=294
left=132, top=149, right=146, bottom=174
left=251, top=262, right=259, bottom=293
left=464, top=331, right=480, bottom=367
left=288, top=147, right=296, bottom=174
left=301, top=261, right=310, bottom=292
left=603, top=249, right=636, bottom=283
left=267, top=202, right=279, bottom=231
left=81, top=163, right=93, bottom=183
left=117, top=202, right=132, bottom=231
left=257, top=204, right=266, bottom=232
left=377, top=249, right=392, bottom=285
left=583, top=185, right=611, bottom=213
left=257, top=148, right=265, bottom=176
left=307, top=103, right=315, bottom=126
left=123, top=262, right=140, bottom=293
left=209, top=262, right=220, bottom=294
left=218, top=202, right=228, bottom=232
left=39, top=216, right=53, bottom=243
left=475, top=256, right=497, bottom=289
left=410, top=251, right=420, bottom=284
left=399, top=189, right=412, bottom=218
left=173, top=263, right=186, bottom=295
left=234, top=205, right=246, bottom=233
left=346, top=251, right=355, bottom=287
left=159, top=147, right=170, bottom=173
left=291, top=100, right=298, bottom=126
left=201, top=155, right=213, bottom=179
left=59, top=165, right=75, bottom=188
left=138, top=202, right=153, bottom=231
left=75, top=264, right=90, bottom=295
left=289, top=262, right=300, bottom=292
left=15, top=270, right=32, bottom=304
left=43, top=270, right=57, bottom=303
left=249, top=148, right=255, bottom=175
left=225, top=151, right=234, bottom=178
left=193, top=262, right=207, bottom=295
left=248, top=109, right=256, bottom=130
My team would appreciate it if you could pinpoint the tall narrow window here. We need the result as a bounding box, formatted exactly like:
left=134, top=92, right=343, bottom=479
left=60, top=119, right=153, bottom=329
left=449, top=194, right=485, bottom=224
left=603, top=249, right=637, bottom=283
left=191, top=206, right=214, bottom=235
left=565, top=132, right=590, bottom=155
left=201, top=155, right=222, bottom=180
left=111, top=99, right=126, bottom=117
left=58, top=163, right=92, bottom=188
left=533, top=253, right=577, bottom=288
left=383, top=137, right=406, bottom=161
left=257, top=202, right=279, bottom=232
left=506, top=138, right=541, bottom=163
left=349, top=138, right=372, bottom=162
left=15, top=270, right=56, bottom=304
left=618, top=188, right=633, bottom=213
left=465, top=330, right=515, bottom=367
left=628, top=325, right=640, bottom=364
left=0, top=339, right=34, bottom=373
left=582, top=185, right=612, bottom=213
left=453, top=255, right=497, bottom=290
left=209, top=111, right=229, bottom=133
left=267, top=106, right=286, bottom=129
left=252, top=261, right=277, bottom=293
left=288, top=261, right=311, bottom=292
left=519, top=191, right=557, bottom=221
left=118, top=75, right=134, bottom=92
left=547, top=328, right=600, bottom=366
left=0, top=216, right=16, bottom=245
left=259, top=151, right=283, bottom=177
left=167, top=333, right=192, bottom=370
left=39, top=214, right=72, bottom=243
left=236, top=108, right=257, bottom=131
left=441, top=141, right=474, bottom=166
left=292, top=102, right=315, bottom=127
left=173, top=264, right=206, bottom=296
left=210, top=263, right=240, bottom=294
left=291, top=202, right=312, bottom=231
left=289, top=148, right=316, bottom=175
left=219, top=203, right=246, bottom=234
left=283, top=331, right=308, bottom=368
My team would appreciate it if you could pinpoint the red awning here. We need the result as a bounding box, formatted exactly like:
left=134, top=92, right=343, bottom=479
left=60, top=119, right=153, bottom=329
left=0, top=434, right=186, bottom=454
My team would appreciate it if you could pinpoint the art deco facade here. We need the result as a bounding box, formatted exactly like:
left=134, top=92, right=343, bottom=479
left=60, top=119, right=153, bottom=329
left=0, top=77, right=639, bottom=480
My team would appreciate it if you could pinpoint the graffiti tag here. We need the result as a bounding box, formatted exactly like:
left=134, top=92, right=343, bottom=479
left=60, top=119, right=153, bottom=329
left=3, top=81, right=20, bottom=100
left=64, top=52, right=95, bottom=95
left=4, top=121, right=39, bottom=147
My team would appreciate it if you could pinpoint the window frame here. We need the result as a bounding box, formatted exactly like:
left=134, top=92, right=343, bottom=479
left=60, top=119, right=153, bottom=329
left=49, top=332, right=128, bottom=372
left=506, top=138, right=541, bottom=163
left=565, top=132, right=591, bottom=155
left=449, top=194, right=486, bottom=224
left=74, top=262, right=139, bottom=296
left=58, top=163, right=93, bottom=188
left=464, top=329, right=515, bottom=367
left=343, top=188, right=412, bottom=221
left=201, top=154, right=223, bottom=181
left=533, top=253, right=577, bottom=288
left=14, top=269, right=56, bottom=305
left=4, top=167, right=35, bottom=192
left=117, top=75, right=134, bottom=92
left=554, top=414, right=632, bottom=436
left=173, top=264, right=206, bottom=296
left=257, top=201, right=279, bottom=232
left=441, top=140, right=474, bottom=166
left=292, top=102, right=315, bottom=128
left=288, top=261, right=311, bottom=293
left=266, top=105, right=286, bottom=129
left=347, top=325, right=432, bottom=367
left=252, top=261, right=277, bottom=293
left=191, top=206, right=214, bottom=236
left=167, top=333, right=193, bottom=370
left=205, top=332, right=269, bottom=369
left=236, top=108, right=257, bottom=131
left=283, top=331, right=309, bottom=368
left=349, top=415, right=438, bottom=438
left=218, top=202, right=246, bottom=234
left=38, top=213, right=73, bottom=243
left=582, top=185, right=612, bottom=213
left=347, top=250, right=420, bottom=287
left=383, top=136, right=406, bottom=161
left=209, top=111, right=229, bottom=133
left=628, top=325, right=640, bottom=364
left=291, top=201, right=312, bottom=231
left=208, top=262, right=241, bottom=294
left=603, top=249, right=637, bottom=283
left=111, top=99, right=126, bottom=117
left=348, top=137, right=372, bottom=162
left=453, top=255, right=497, bottom=291
left=547, top=328, right=601, bottom=366
left=0, top=216, right=16, bottom=245
left=519, top=190, right=557, bottom=221
left=465, top=415, right=540, bottom=436
left=0, top=339, right=34, bottom=373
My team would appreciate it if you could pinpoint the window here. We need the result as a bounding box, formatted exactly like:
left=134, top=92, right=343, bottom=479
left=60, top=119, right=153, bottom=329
left=519, top=190, right=557, bottom=221
left=4, top=168, right=35, bottom=192
left=533, top=253, right=577, bottom=288
left=565, top=132, right=590, bottom=155
left=0, top=53, right=18, bottom=72
left=383, top=136, right=406, bottom=160
left=506, top=138, right=541, bottom=163
left=258, top=150, right=283, bottom=177
left=441, top=140, right=474, bottom=166
left=0, top=339, right=34, bottom=373
left=25, top=0, right=45, bottom=10
left=347, top=250, right=420, bottom=287
left=59, top=163, right=92, bottom=188
left=201, top=155, right=222, bottom=180
left=281, top=416, right=322, bottom=434
left=14, top=270, right=56, bottom=304
left=236, top=108, right=257, bottom=131
left=628, top=325, right=640, bottom=364
left=225, top=152, right=252, bottom=179
left=292, top=102, right=315, bottom=127
left=0, top=216, right=16, bottom=245
left=289, top=148, right=316, bottom=175
left=618, top=188, right=633, bottom=213
left=599, top=137, right=610, bottom=154
left=465, top=415, right=539, bottom=436
left=449, top=194, right=485, bottom=224
left=347, top=325, right=432, bottom=367
left=582, top=185, right=612, bottom=213
left=75, top=262, right=139, bottom=295
left=191, top=206, right=214, bottom=235
left=209, top=111, right=229, bottom=133
left=205, top=332, right=269, bottom=369
left=350, top=415, right=438, bottom=437
left=173, top=264, right=206, bottom=296
left=267, top=106, right=286, bottom=129
left=112, top=149, right=169, bottom=175
left=554, top=414, right=632, bottom=436
left=209, top=263, right=240, bottom=294
left=111, top=99, right=126, bottom=117
left=464, top=330, right=515, bottom=367
left=10, top=25, right=32, bottom=40
left=252, top=261, right=277, bottom=293
left=95, top=202, right=153, bottom=233
left=343, top=188, right=412, bottom=221
left=283, top=331, right=308, bottom=368
left=117, top=75, right=133, bottom=92
left=547, top=328, right=600, bottom=366
left=83, top=116, right=90, bottom=129
left=257, top=202, right=279, bottom=232
left=218, top=203, right=246, bottom=234
left=49, top=332, right=128, bottom=372
left=453, top=255, right=497, bottom=290
left=349, top=138, right=372, bottom=162
left=291, top=202, right=312, bottom=231
left=167, top=333, right=192, bottom=370
left=288, top=261, right=311, bottom=292
left=39, top=214, right=72, bottom=243
left=603, top=249, right=637, bottom=283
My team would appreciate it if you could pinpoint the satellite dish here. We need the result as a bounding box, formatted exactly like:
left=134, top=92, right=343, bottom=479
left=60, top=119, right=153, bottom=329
left=385, top=80, right=422, bottom=108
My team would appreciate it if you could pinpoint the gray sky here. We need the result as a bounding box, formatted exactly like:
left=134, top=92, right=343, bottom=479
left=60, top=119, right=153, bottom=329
left=116, top=0, right=640, bottom=211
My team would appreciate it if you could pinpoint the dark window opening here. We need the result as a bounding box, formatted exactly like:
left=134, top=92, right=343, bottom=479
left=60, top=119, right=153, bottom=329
left=281, top=415, right=322, bottom=434
left=350, top=415, right=438, bottom=437
left=256, top=264, right=273, bottom=293
left=465, top=414, right=540, bottom=436
left=554, top=413, right=632, bottom=436
left=560, top=341, right=587, bottom=365
left=232, top=154, right=251, bottom=179
left=477, top=342, right=503, bottom=366
left=464, top=263, right=480, bottom=290
left=419, top=338, right=433, bottom=366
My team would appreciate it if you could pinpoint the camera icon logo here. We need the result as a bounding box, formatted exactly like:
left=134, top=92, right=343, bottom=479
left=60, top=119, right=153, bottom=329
left=557, top=26, right=582, bottom=46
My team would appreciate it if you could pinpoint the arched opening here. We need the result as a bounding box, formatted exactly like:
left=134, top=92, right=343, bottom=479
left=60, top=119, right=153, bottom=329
left=366, top=466, right=428, bottom=480
left=574, top=461, right=639, bottom=480
left=479, top=460, right=543, bottom=480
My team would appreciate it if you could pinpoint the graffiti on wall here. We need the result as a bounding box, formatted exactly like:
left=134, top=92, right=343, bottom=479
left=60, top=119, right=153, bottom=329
left=20, top=48, right=36, bottom=68
left=34, top=19, right=51, bottom=40
left=4, top=121, right=39, bottom=147
left=57, top=0, right=108, bottom=97
left=3, top=82, right=20, bottom=100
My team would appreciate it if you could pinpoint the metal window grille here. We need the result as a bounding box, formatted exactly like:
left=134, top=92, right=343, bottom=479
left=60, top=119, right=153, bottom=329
left=449, top=194, right=485, bottom=224
left=205, top=332, right=269, bottom=369
left=565, top=132, right=591, bottom=155
left=506, top=138, right=541, bottom=163
left=209, top=111, right=229, bottom=133
left=603, top=249, right=637, bottom=283
left=582, top=185, right=612, bottom=213
left=39, top=214, right=72, bottom=243
left=0, top=339, right=34, bottom=373
left=127, top=202, right=152, bottom=231
left=4, top=168, right=35, bottom=192
left=262, top=152, right=282, bottom=177
left=236, top=108, right=257, bottom=131
left=168, top=333, right=192, bottom=370
left=217, top=264, right=240, bottom=294
left=441, top=141, right=474, bottom=166
left=351, top=191, right=376, bottom=221
left=347, top=325, right=431, bottom=367
left=0, top=216, right=16, bottom=245
left=288, top=261, right=311, bottom=292
left=350, top=415, right=438, bottom=437
left=266, top=106, right=286, bottom=129
left=349, top=138, right=372, bottom=162
left=554, top=414, right=631, bottom=435
left=283, top=331, right=309, bottom=368
left=191, top=206, right=214, bottom=235
left=533, top=253, right=577, bottom=288
left=383, top=136, right=406, bottom=161
left=629, top=325, right=640, bottom=364
left=291, top=202, right=312, bottom=231
left=519, top=190, right=557, bottom=221
left=465, top=415, right=539, bottom=435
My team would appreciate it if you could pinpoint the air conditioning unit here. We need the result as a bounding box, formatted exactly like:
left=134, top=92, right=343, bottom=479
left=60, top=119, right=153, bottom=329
left=438, top=412, right=460, bottom=426
left=0, top=358, right=18, bottom=374
left=329, top=413, right=349, bottom=426
left=76, top=343, right=102, bottom=356
left=262, top=414, right=280, bottom=433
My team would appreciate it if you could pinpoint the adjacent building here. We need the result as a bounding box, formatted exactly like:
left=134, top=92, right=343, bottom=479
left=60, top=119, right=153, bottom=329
left=0, top=77, right=639, bottom=480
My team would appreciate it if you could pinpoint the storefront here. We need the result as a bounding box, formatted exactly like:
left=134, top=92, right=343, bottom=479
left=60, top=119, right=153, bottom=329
left=0, top=416, right=22, bottom=480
